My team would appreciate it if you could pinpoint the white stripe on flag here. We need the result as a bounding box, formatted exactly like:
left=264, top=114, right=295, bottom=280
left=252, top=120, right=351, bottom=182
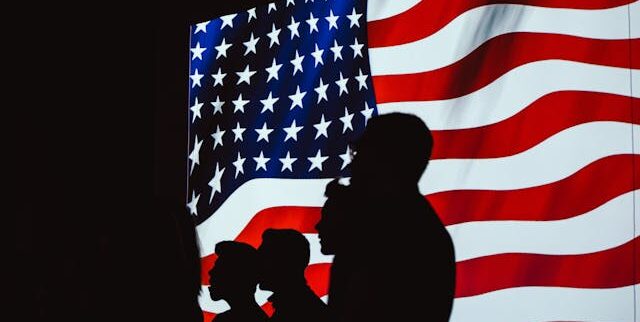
left=448, top=190, right=637, bottom=261
left=369, top=2, right=638, bottom=75
left=376, top=62, right=638, bottom=130
left=366, top=0, right=420, bottom=22
left=421, top=122, right=638, bottom=194
left=197, top=178, right=331, bottom=256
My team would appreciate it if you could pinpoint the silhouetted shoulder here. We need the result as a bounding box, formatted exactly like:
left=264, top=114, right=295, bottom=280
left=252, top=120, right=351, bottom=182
left=323, top=113, right=455, bottom=322
left=257, top=229, right=329, bottom=322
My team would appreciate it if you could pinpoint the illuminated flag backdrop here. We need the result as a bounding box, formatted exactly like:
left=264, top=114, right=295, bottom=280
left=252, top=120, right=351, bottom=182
left=187, top=0, right=640, bottom=321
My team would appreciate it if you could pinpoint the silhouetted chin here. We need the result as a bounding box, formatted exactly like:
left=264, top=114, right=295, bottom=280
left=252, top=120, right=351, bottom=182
left=319, top=240, right=335, bottom=255
left=209, top=287, right=221, bottom=301
left=258, top=282, right=272, bottom=291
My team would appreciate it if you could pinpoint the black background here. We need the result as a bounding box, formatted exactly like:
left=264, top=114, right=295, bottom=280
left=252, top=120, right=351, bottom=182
left=10, top=2, right=275, bottom=321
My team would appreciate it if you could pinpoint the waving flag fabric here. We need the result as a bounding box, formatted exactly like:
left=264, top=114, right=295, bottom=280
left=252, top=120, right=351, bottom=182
left=187, top=0, right=639, bottom=321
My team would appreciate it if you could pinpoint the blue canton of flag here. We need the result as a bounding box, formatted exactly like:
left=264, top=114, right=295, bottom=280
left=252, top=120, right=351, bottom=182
left=187, top=0, right=377, bottom=224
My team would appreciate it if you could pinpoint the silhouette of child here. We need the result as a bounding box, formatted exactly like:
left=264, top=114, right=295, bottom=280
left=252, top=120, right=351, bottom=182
left=208, top=241, right=267, bottom=322
left=257, top=229, right=329, bottom=322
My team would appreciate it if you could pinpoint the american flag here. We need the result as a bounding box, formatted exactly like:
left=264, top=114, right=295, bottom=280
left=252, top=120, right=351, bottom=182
left=188, top=0, right=640, bottom=321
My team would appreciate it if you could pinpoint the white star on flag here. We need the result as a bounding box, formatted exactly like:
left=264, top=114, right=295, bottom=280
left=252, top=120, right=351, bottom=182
left=208, top=163, right=225, bottom=203
left=193, top=21, right=209, bottom=34
left=307, top=12, right=319, bottom=33
left=190, top=69, right=203, bottom=88
left=267, top=24, right=281, bottom=47
left=290, top=50, right=305, bottom=75
left=340, top=108, right=354, bottom=133
left=308, top=149, right=329, bottom=172
left=350, top=38, right=364, bottom=58
left=232, top=122, right=246, bottom=142
left=346, top=8, right=362, bottom=28
left=314, top=78, right=329, bottom=103
left=335, top=72, right=349, bottom=96
left=215, top=38, right=232, bottom=59
left=211, top=68, right=226, bottom=87
left=232, top=152, right=246, bottom=178
left=220, top=14, right=237, bottom=29
left=187, top=192, right=200, bottom=216
left=211, top=96, right=224, bottom=115
left=361, top=102, right=374, bottom=125
left=330, top=40, right=343, bottom=61
left=314, top=114, right=331, bottom=139
left=260, top=92, right=279, bottom=113
left=190, top=42, right=206, bottom=60
left=236, top=65, right=257, bottom=85
left=232, top=94, right=250, bottom=113
left=268, top=3, right=277, bottom=13
left=311, top=44, right=324, bottom=67
left=279, top=152, right=297, bottom=172
left=265, top=58, right=283, bottom=82
left=255, top=123, right=274, bottom=142
left=211, top=125, right=226, bottom=149
left=188, top=135, right=203, bottom=174
left=243, top=33, right=260, bottom=55
left=325, top=10, right=339, bottom=30
left=247, top=8, right=256, bottom=22
left=339, top=145, right=352, bottom=170
left=283, top=120, right=304, bottom=142
left=190, top=97, right=204, bottom=122
left=288, top=17, right=301, bottom=39
left=355, top=68, right=368, bottom=90
left=254, top=151, right=270, bottom=171
left=289, top=86, right=306, bottom=110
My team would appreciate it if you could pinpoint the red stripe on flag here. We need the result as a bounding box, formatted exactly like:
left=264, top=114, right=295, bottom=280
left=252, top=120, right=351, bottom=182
left=203, top=310, right=216, bottom=322
left=306, top=263, right=331, bottom=297
left=372, top=35, right=639, bottom=103
left=455, top=236, right=640, bottom=297
left=431, top=92, right=640, bottom=159
left=367, top=0, right=635, bottom=48
left=234, top=206, right=321, bottom=248
left=429, top=154, right=639, bottom=226
left=201, top=254, right=217, bottom=286
left=201, top=154, right=638, bottom=284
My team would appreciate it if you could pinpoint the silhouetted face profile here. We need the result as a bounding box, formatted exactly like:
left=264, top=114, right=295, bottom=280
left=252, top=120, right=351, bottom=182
left=317, top=179, right=350, bottom=255
left=208, top=241, right=259, bottom=302
left=349, top=113, right=433, bottom=188
left=257, top=229, right=310, bottom=291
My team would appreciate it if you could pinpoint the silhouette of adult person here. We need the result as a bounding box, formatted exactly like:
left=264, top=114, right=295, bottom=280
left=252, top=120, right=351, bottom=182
left=208, top=241, right=267, bottom=322
left=316, top=179, right=350, bottom=256
left=257, top=229, right=329, bottom=322
left=323, top=113, right=456, bottom=322
left=316, top=178, right=352, bottom=321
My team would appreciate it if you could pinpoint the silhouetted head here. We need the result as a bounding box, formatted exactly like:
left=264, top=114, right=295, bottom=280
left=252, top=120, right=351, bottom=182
left=350, top=113, right=432, bottom=189
left=316, top=179, right=350, bottom=255
left=208, top=241, right=259, bottom=302
left=257, top=229, right=310, bottom=291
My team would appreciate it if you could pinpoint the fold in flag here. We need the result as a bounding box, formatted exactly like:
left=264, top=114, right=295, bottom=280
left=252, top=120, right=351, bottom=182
left=188, top=0, right=640, bottom=321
